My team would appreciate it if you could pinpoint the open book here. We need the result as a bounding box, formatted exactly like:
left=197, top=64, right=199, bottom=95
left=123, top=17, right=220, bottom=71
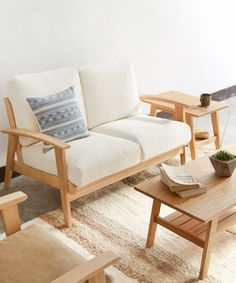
left=160, top=163, right=206, bottom=197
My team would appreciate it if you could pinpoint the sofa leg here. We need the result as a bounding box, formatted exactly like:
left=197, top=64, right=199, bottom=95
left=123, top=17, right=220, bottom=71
left=54, top=148, right=72, bottom=227
left=89, top=271, right=106, bottom=283
left=180, top=147, right=186, bottom=165
left=4, top=135, right=18, bottom=188
left=60, top=191, right=72, bottom=228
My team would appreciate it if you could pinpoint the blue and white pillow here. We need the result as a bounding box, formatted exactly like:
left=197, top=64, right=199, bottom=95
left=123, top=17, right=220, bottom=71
left=26, top=86, right=89, bottom=152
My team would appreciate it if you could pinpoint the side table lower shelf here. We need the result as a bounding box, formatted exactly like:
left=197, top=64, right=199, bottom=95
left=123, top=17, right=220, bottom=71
left=195, top=136, right=217, bottom=149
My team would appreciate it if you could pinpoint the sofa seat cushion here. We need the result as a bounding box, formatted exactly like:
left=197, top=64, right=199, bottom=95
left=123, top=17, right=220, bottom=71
left=0, top=224, right=86, bottom=283
left=92, top=115, right=191, bottom=160
left=21, top=133, right=141, bottom=187
left=8, top=68, right=86, bottom=146
left=79, top=62, right=141, bottom=129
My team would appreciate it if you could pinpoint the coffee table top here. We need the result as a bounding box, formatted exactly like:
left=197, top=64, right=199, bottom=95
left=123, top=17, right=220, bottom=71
left=135, top=155, right=236, bottom=222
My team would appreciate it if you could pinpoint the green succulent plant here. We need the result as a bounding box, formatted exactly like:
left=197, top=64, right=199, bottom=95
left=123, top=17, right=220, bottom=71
left=212, top=150, right=235, bottom=161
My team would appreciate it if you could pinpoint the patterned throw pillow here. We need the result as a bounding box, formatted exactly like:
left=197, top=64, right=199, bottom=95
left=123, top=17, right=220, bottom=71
left=26, top=86, right=89, bottom=152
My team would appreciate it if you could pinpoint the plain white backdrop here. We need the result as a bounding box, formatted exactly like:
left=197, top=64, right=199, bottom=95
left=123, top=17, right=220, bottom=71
left=0, top=0, right=236, bottom=165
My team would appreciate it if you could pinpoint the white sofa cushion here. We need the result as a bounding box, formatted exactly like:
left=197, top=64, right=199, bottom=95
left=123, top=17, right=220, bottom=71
left=92, top=115, right=191, bottom=160
left=21, top=133, right=141, bottom=188
left=8, top=68, right=86, bottom=146
left=79, top=62, right=141, bottom=129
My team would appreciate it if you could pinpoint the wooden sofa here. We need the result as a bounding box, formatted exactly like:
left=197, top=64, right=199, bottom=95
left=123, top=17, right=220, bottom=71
left=2, top=62, right=191, bottom=227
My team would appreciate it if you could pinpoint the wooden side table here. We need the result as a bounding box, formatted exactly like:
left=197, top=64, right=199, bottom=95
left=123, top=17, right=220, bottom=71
left=140, top=91, right=228, bottom=160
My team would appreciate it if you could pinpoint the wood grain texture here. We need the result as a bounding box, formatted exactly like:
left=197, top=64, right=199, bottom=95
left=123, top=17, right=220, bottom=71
left=199, top=218, right=218, bottom=279
left=150, top=104, right=158, bottom=117
left=0, top=191, right=27, bottom=209
left=157, top=208, right=236, bottom=239
left=185, top=102, right=228, bottom=118
left=1, top=205, right=21, bottom=236
left=146, top=199, right=161, bottom=248
left=140, top=91, right=198, bottom=108
left=54, top=148, right=72, bottom=228
left=135, top=153, right=236, bottom=222
left=0, top=191, right=27, bottom=236
left=180, top=146, right=186, bottom=165
left=2, top=128, right=70, bottom=150
left=4, top=134, right=18, bottom=188
left=185, top=113, right=197, bottom=160
left=211, top=111, right=221, bottom=149
left=141, top=91, right=228, bottom=117
left=52, top=251, right=119, bottom=283
left=4, top=97, right=23, bottom=163
left=155, top=215, right=205, bottom=248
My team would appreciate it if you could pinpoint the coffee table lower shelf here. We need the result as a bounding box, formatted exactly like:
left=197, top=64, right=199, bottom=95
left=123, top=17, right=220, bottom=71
left=156, top=207, right=236, bottom=248
left=147, top=203, right=236, bottom=279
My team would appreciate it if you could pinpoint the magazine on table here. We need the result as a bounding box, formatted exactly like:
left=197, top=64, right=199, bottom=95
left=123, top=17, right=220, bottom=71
left=160, top=163, right=206, bottom=197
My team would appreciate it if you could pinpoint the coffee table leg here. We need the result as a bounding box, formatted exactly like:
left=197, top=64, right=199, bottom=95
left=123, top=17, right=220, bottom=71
left=146, top=199, right=161, bottom=248
left=199, top=218, right=218, bottom=279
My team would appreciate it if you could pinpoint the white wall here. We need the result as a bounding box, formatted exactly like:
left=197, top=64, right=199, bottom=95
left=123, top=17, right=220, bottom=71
left=0, top=0, right=236, bottom=165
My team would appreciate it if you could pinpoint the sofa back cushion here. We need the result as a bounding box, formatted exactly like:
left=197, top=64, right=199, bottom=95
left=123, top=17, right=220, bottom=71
left=8, top=68, right=87, bottom=146
left=79, top=62, right=141, bottom=129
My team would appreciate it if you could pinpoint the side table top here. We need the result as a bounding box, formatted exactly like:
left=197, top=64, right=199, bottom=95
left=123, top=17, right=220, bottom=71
left=140, top=91, right=228, bottom=117
left=135, top=154, right=236, bottom=222
left=141, top=91, right=198, bottom=108
left=185, top=102, right=228, bottom=117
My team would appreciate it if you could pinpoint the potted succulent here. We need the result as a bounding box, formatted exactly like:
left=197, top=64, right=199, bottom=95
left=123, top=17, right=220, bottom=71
left=209, top=150, right=236, bottom=177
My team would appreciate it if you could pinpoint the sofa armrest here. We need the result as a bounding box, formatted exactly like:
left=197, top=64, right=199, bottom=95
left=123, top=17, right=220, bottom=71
left=2, top=128, right=70, bottom=150
left=51, top=251, right=120, bottom=283
left=0, top=192, right=27, bottom=236
left=0, top=191, right=27, bottom=210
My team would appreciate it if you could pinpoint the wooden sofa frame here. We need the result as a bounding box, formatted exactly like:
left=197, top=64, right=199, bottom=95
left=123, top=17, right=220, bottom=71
left=0, top=191, right=119, bottom=283
left=2, top=97, right=187, bottom=227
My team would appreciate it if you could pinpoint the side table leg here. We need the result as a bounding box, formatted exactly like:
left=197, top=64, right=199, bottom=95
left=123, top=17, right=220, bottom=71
left=174, top=105, right=185, bottom=122
left=211, top=112, right=221, bottom=149
left=186, top=114, right=197, bottom=160
left=199, top=218, right=218, bottom=280
left=180, top=146, right=187, bottom=165
left=150, top=105, right=157, bottom=117
left=146, top=199, right=161, bottom=248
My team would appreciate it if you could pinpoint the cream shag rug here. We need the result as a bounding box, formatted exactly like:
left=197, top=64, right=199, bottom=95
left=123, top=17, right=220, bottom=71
left=37, top=149, right=236, bottom=283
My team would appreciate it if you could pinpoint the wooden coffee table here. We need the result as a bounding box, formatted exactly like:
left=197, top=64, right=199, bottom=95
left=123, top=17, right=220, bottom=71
left=135, top=155, right=236, bottom=279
